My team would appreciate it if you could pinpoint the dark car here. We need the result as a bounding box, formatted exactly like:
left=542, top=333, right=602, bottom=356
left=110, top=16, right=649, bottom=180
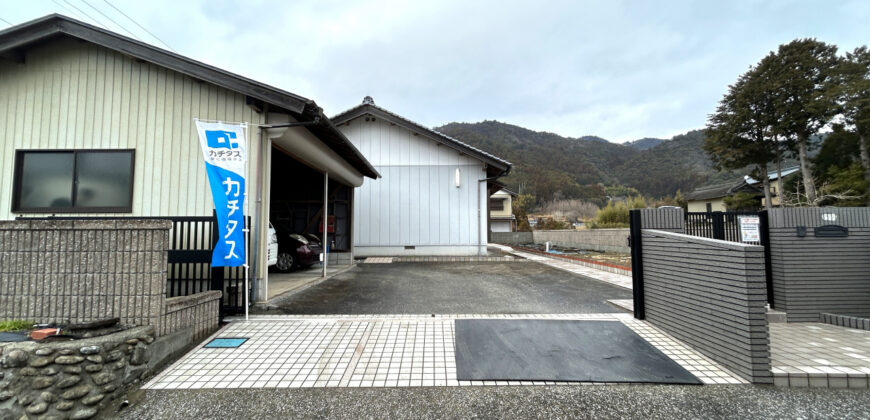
left=304, top=233, right=324, bottom=253
left=274, top=233, right=317, bottom=272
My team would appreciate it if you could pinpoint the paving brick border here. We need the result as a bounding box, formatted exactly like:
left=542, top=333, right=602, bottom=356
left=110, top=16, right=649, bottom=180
left=820, top=313, right=870, bottom=331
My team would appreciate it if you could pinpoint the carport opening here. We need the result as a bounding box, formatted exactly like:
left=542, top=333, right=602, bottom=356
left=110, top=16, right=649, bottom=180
left=268, top=146, right=352, bottom=279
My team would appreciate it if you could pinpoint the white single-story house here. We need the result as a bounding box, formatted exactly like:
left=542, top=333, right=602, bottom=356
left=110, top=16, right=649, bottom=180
left=489, top=188, right=517, bottom=233
left=0, top=15, right=379, bottom=302
left=332, top=97, right=512, bottom=256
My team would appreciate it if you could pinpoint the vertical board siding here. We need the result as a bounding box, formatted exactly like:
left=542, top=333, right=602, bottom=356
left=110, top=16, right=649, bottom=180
left=641, top=229, right=771, bottom=384
left=341, top=118, right=485, bottom=252
left=768, top=208, right=870, bottom=321
left=0, top=39, right=265, bottom=220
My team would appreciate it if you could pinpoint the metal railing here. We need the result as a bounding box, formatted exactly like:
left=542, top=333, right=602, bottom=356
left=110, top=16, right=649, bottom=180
left=684, top=211, right=762, bottom=245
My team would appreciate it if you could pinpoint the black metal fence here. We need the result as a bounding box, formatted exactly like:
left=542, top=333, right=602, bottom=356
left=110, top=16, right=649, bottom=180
left=165, top=216, right=249, bottom=315
left=685, top=211, right=763, bottom=245
left=683, top=211, right=774, bottom=307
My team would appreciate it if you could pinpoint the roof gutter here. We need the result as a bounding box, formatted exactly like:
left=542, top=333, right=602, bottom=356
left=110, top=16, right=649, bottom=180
left=259, top=117, right=320, bottom=129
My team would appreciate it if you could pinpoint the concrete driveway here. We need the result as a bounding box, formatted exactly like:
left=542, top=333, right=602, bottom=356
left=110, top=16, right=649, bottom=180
left=258, top=261, right=632, bottom=315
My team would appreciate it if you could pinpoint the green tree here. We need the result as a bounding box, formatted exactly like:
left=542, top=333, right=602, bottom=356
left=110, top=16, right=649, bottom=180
left=512, top=193, right=536, bottom=232
left=535, top=218, right=572, bottom=230
left=724, top=192, right=761, bottom=211
left=653, top=190, right=688, bottom=210
left=810, top=126, right=868, bottom=206
left=768, top=39, right=840, bottom=204
left=674, top=190, right=687, bottom=211
left=819, top=163, right=867, bottom=207
left=604, top=185, right=640, bottom=199
left=705, top=64, right=777, bottom=210
left=588, top=201, right=629, bottom=229
left=628, top=196, right=647, bottom=209
left=838, top=46, right=870, bottom=205
left=512, top=193, right=536, bottom=215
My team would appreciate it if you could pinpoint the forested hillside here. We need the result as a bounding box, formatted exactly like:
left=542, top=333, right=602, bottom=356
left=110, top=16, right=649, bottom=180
left=436, top=121, right=726, bottom=203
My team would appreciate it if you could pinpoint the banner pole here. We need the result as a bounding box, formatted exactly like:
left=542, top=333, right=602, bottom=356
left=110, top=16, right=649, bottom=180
left=244, top=123, right=250, bottom=321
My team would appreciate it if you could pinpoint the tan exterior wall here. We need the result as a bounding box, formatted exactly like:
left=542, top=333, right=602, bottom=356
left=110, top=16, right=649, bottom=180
left=489, top=191, right=512, bottom=218
left=0, top=38, right=266, bottom=220
left=687, top=198, right=726, bottom=213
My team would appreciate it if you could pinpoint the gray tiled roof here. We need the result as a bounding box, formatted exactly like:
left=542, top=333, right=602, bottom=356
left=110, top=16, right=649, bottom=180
left=332, top=98, right=512, bottom=174
left=0, top=14, right=379, bottom=179
left=684, top=180, right=762, bottom=201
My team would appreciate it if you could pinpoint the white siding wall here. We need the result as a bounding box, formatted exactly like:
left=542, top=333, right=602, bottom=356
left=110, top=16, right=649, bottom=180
left=0, top=39, right=266, bottom=220
left=340, top=117, right=487, bottom=256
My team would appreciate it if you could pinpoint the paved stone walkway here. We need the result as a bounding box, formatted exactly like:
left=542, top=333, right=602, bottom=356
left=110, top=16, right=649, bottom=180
left=489, top=243, right=633, bottom=290
left=771, top=322, right=870, bottom=388
left=362, top=257, right=393, bottom=263
left=143, top=314, right=744, bottom=390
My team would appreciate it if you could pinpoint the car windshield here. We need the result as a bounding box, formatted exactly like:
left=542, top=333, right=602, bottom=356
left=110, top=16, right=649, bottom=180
left=289, top=234, right=308, bottom=244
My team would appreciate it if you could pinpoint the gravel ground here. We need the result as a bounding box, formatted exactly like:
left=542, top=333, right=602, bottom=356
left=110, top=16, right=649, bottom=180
left=258, top=262, right=632, bottom=314
left=118, top=385, right=870, bottom=419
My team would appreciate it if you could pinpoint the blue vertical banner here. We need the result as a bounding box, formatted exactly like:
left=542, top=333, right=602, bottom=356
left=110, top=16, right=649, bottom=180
left=195, top=121, right=248, bottom=267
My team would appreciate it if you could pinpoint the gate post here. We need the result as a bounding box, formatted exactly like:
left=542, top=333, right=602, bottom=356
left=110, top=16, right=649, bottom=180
left=209, top=210, right=224, bottom=295
left=758, top=210, right=774, bottom=308
left=629, top=209, right=645, bottom=319
left=711, top=211, right=725, bottom=240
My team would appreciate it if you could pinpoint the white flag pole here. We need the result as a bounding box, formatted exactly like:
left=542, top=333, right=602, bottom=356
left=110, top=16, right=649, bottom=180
left=243, top=122, right=250, bottom=321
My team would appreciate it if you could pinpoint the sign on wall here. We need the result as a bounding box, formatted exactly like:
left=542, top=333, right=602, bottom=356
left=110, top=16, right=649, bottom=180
left=195, top=121, right=248, bottom=267
left=738, top=215, right=760, bottom=243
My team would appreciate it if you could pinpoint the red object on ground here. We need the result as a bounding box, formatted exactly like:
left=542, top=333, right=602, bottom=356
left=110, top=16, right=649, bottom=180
left=31, top=328, right=62, bottom=340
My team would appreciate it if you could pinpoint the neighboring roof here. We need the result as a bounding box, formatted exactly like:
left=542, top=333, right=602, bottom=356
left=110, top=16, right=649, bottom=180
left=745, top=166, right=801, bottom=184
left=0, top=14, right=379, bottom=179
left=331, top=97, right=512, bottom=177
left=684, top=180, right=762, bottom=201
left=492, top=188, right=518, bottom=197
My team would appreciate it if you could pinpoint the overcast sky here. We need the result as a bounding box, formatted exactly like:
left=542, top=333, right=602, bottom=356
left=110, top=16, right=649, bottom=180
left=2, top=1, right=868, bottom=142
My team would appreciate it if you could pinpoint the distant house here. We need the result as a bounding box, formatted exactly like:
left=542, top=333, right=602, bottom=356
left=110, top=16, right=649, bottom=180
left=332, top=97, right=512, bottom=256
left=746, top=166, right=801, bottom=207
left=489, top=188, right=518, bottom=233
left=685, top=166, right=800, bottom=212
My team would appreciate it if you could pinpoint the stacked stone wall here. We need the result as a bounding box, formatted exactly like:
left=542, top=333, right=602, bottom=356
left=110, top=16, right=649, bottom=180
left=0, top=326, right=154, bottom=420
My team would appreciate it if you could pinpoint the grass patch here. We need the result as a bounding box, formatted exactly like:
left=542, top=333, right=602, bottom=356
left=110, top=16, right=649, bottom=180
left=0, top=320, right=34, bottom=332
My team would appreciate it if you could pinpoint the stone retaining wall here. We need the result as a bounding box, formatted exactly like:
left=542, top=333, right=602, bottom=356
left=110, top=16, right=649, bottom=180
left=0, top=219, right=221, bottom=339
left=491, top=208, right=684, bottom=253
left=391, top=256, right=529, bottom=263
left=160, top=291, right=222, bottom=339
left=509, top=246, right=631, bottom=276
left=531, top=229, right=630, bottom=253
left=489, top=232, right=534, bottom=246
left=641, top=229, right=771, bottom=384
left=0, top=326, right=154, bottom=420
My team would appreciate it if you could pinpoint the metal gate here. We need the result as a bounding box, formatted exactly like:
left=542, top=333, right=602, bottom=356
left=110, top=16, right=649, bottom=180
left=684, top=211, right=774, bottom=307
left=166, top=215, right=250, bottom=316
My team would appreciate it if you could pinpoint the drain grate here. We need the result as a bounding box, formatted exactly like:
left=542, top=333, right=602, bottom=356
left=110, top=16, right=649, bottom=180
left=204, top=337, right=248, bottom=348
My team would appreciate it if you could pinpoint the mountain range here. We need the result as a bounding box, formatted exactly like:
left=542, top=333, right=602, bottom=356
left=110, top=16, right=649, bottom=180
left=436, top=121, right=732, bottom=202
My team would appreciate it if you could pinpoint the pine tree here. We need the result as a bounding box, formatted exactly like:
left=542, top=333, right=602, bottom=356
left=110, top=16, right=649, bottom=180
left=705, top=65, right=778, bottom=210
left=838, top=46, right=870, bottom=206
left=767, top=39, right=840, bottom=204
